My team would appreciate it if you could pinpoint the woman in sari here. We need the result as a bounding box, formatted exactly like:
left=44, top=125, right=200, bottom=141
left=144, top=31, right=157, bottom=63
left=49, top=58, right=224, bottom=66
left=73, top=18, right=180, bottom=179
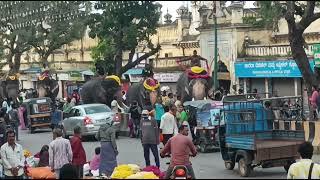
left=18, top=105, right=26, bottom=130
left=95, top=118, right=118, bottom=177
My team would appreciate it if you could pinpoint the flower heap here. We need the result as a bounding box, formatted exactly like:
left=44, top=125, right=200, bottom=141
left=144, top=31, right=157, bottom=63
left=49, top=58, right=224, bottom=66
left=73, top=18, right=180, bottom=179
left=111, top=164, right=159, bottom=179
left=23, top=149, right=32, bottom=158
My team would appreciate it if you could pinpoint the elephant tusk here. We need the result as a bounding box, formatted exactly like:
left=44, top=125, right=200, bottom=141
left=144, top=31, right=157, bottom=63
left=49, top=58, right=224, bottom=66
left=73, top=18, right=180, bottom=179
left=185, top=86, right=190, bottom=95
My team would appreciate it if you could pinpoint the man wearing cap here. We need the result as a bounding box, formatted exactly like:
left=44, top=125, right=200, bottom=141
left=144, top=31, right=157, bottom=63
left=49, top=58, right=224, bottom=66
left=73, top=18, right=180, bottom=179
left=140, top=109, right=160, bottom=168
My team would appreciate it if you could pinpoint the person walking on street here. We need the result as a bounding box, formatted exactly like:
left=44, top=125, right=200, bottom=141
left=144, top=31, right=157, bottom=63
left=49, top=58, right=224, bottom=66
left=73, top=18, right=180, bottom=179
left=160, top=104, right=178, bottom=146
left=155, top=98, right=165, bottom=129
left=50, top=105, right=63, bottom=130
left=140, top=110, right=160, bottom=168
left=63, top=97, right=74, bottom=118
left=8, top=104, right=19, bottom=141
left=95, top=118, right=118, bottom=177
left=309, top=85, right=319, bottom=120
left=129, top=101, right=142, bottom=138
left=0, top=129, right=25, bottom=179
left=70, top=126, right=86, bottom=178
left=1, top=98, right=8, bottom=115
left=49, top=128, right=73, bottom=179
left=0, top=115, right=6, bottom=147
left=287, top=142, right=320, bottom=179
left=18, top=105, right=26, bottom=130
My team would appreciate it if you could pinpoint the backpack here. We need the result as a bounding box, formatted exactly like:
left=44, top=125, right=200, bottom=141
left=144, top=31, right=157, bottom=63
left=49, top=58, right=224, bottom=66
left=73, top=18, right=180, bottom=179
left=316, top=94, right=320, bottom=107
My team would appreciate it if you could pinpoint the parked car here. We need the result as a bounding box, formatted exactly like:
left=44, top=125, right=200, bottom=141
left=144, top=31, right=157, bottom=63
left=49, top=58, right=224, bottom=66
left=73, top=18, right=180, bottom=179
left=61, top=103, right=121, bottom=139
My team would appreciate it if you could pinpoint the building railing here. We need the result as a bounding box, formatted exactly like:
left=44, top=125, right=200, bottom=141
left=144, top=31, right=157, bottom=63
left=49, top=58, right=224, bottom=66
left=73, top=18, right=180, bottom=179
left=245, top=44, right=316, bottom=57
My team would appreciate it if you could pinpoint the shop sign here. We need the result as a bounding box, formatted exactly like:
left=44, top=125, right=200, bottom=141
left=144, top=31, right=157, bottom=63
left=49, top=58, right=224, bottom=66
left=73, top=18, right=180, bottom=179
left=154, top=73, right=181, bottom=82
left=19, top=75, right=28, bottom=81
left=69, top=71, right=83, bottom=81
left=235, top=60, right=315, bottom=78
left=129, top=74, right=144, bottom=83
left=57, top=73, right=69, bottom=81
left=30, top=73, right=40, bottom=81
left=314, top=44, right=320, bottom=67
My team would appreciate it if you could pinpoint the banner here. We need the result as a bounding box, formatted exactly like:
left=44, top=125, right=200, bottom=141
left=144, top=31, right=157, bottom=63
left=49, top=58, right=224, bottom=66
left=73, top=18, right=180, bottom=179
left=314, top=44, right=320, bottom=67
left=235, top=60, right=315, bottom=78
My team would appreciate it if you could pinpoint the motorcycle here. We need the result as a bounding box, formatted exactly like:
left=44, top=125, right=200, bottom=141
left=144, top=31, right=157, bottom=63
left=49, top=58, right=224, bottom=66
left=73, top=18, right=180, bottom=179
left=161, top=154, right=195, bottom=179
left=170, top=165, right=192, bottom=179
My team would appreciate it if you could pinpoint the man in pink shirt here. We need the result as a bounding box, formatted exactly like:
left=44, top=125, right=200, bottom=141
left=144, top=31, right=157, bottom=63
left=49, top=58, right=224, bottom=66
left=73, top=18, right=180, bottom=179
left=160, top=125, right=197, bottom=179
left=309, top=85, right=319, bottom=120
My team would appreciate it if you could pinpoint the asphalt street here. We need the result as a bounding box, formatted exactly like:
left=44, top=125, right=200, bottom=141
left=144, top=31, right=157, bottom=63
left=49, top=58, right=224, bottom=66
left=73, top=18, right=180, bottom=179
left=19, top=128, right=294, bottom=179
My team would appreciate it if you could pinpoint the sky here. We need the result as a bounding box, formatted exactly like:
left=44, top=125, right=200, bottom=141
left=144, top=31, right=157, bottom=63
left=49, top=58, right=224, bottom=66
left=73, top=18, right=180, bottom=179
left=157, top=1, right=255, bottom=22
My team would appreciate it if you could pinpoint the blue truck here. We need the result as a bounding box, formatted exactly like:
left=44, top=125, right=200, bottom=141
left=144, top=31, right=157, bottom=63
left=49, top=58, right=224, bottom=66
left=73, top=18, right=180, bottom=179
left=219, top=95, right=305, bottom=177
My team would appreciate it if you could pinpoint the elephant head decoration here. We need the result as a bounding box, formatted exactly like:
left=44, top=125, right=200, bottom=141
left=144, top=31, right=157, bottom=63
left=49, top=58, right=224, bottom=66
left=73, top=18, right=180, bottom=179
left=126, top=77, right=161, bottom=109
left=81, top=75, right=122, bottom=107
left=37, top=69, right=59, bottom=102
left=177, top=66, right=212, bottom=102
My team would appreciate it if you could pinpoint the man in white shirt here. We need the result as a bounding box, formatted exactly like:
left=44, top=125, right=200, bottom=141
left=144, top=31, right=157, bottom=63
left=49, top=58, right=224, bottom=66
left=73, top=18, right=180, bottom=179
left=287, top=142, right=320, bottom=179
left=160, top=104, right=178, bottom=146
left=0, top=129, right=24, bottom=178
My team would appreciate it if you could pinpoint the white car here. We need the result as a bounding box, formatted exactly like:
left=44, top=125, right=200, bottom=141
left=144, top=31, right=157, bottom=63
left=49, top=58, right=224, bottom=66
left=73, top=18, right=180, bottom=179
left=62, top=103, right=121, bottom=139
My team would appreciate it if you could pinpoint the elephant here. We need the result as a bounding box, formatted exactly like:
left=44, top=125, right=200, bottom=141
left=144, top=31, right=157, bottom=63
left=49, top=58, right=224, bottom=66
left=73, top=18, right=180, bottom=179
left=177, top=66, right=212, bottom=103
left=80, top=75, right=122, bottom=108
left=37, top=70, right=59, bottom=103
left=126, top=77, right=161, bottom=109
left=0, top=74, right=20, bottom=103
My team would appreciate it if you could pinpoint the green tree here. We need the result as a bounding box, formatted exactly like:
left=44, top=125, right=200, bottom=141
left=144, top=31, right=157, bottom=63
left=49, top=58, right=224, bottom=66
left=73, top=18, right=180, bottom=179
left=25, top=1, right=89, bottom=68
left=88, top=1, right=162, bottom=76
left=0, top=1, right=90, bottom=71
left=258, top=1, right=320, bottom=93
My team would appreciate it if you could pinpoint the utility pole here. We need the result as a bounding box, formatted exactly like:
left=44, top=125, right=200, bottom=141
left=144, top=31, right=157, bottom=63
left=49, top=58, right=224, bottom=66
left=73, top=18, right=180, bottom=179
left=213, top=1, right=218, bottom=90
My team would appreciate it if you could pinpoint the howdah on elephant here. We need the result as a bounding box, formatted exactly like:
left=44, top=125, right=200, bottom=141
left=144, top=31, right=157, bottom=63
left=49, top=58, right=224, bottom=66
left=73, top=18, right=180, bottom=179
left=0, top=74, right=20, bottom=103
left=126, top=77, right=161, bottom=109
left=37, top=70, right=59, bottom=103
left=177, top=66, right=212, bottom=102
left=80, top=75, right=122, bottom=107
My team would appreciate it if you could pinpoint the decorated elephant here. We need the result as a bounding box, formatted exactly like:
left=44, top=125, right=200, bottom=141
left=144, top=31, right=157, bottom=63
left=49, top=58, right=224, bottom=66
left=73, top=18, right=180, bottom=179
left=0, top=74, right=20, bottom=103
left=126, top=77, right=161, bottom=109
left=37, top=69, right=59, bottom=103
left=177, top=66, right=212, bottom=103
left=80, top=75, right=122, bottom=107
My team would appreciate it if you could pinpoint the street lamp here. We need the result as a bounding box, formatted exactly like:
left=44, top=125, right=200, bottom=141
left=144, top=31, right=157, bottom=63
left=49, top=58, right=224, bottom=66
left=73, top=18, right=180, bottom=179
left=213, top=1, right=218, bottom=90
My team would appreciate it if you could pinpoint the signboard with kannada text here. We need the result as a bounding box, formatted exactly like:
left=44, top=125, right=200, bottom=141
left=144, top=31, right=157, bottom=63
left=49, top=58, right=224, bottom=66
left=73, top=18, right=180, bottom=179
left=235, top=60, right=315, bottom=78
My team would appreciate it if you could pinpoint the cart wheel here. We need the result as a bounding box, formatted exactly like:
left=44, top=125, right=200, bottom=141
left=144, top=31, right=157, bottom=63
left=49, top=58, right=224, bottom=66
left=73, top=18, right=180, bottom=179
left=199, top=142, right=207, bottom=153
left=225, top=161, right=235, bottom=170
left=284, top=160, right=295, bottom=172
left=238, top=158, right=252, bottom=177
left=30, top=127, right=35, bottom=134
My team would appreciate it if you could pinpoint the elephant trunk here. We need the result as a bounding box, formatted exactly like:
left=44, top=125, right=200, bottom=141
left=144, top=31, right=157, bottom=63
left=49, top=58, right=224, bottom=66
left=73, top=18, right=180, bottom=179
left=192, top=80, right=206, bottom=100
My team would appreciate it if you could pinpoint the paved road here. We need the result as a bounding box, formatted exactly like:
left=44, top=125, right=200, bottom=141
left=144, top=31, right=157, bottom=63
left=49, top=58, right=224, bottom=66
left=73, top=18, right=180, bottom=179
left=18, top=128, right=291, bottom=179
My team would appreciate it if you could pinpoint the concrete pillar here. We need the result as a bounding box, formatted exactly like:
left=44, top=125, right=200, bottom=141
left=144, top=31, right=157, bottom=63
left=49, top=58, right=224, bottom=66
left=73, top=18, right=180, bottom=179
left=265, top=78, right=269, bottom=98
left=294, top=78, right=298, bottom=96
left=243, top=78, right=247, bottom=94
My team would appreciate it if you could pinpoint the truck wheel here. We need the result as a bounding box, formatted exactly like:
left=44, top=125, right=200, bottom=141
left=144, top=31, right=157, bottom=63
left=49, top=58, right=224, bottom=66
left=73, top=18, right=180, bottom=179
left=225, top=161, right=235, bottom=170
left=238, top=158, right=252, bottom=177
